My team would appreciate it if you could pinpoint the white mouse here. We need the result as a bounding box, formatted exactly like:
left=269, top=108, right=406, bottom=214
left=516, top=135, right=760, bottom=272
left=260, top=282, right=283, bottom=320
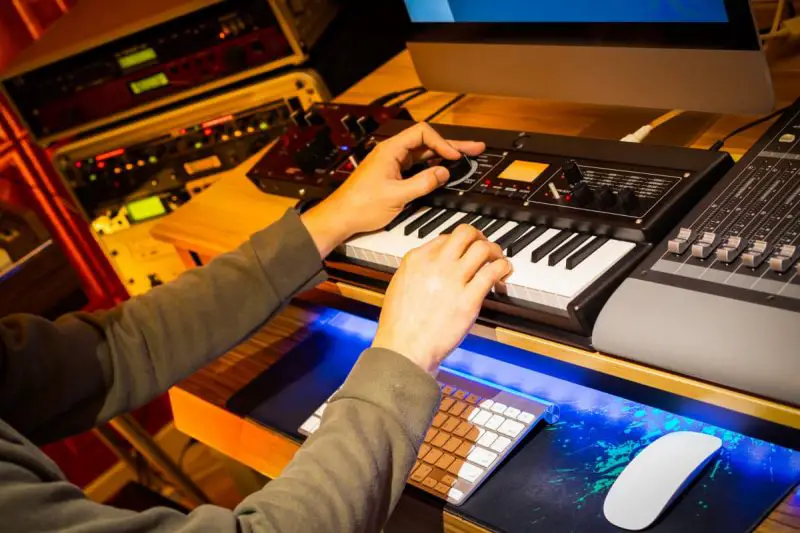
left=603, top=431, right=722, bottom=531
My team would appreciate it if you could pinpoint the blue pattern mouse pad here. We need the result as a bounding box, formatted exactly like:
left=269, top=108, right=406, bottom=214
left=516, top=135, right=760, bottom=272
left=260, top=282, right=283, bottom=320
left=228, top=310, right=800, bottom=533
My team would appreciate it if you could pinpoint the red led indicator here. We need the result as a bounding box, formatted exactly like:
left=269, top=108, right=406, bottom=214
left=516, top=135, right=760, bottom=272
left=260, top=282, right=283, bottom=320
left=204, top=128, right=213, bottom=136
left=75, top=161, right=82, bottom=168
left=97, top=162, right=106, bottom=169
left=201, top=115, right=234, bottom=128
left=565, top=194, right=572, bottom=201
left=95, top=148, right=125, bottom=161
left=179, top=128, right=187, bottom=135
left=219, top=32, right=226, bottom=39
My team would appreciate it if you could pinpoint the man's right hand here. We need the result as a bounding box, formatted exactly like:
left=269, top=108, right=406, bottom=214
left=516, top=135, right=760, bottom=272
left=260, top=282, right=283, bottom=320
left=372, top=225, right=512, bottom=374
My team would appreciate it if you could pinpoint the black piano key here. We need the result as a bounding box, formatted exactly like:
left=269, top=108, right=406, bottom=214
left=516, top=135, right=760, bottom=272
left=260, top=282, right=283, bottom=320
left=531, top=230, right=572, bottom=263
left=418, top=210, right=455, bottom=238
left=471, top=217, right=495, bottom=232
left=404, top=208, right=444, bottom=236
left=507, top=226, right=547, bottom=257
left=548, top=234, right=592, bottom=266
left=441, top=213, right=480, bottom=235
left=482, top=219, right=508, bottom=239
left=566, top=237, right=609, bottom=270
left=385, top=205, right=417, bottom=231
left=493, top=223, right=531, bottom=251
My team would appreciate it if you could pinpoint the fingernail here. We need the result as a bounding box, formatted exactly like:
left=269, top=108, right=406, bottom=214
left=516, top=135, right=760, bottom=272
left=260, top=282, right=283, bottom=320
left=434, top=167, right=449, bottom=181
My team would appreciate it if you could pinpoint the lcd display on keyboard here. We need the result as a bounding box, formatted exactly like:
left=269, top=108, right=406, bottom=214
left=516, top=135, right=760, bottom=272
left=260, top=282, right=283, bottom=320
left=299, top=366, right=558, bottom=505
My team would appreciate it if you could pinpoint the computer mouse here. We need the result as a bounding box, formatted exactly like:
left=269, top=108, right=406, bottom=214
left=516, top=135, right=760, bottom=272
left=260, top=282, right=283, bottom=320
left=603, top=431, right=722, bottom=531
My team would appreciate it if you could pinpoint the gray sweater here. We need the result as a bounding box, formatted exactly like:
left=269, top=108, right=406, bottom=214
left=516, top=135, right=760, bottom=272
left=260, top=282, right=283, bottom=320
left=0, top=210, right=441, bottom=532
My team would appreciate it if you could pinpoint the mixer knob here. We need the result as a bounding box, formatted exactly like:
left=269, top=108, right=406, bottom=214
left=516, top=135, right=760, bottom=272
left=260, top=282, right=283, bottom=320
left=290, top=110, right=309, bottom=128
left=294, top=125, right=336, bottom=174
left=617, top=187, right=639, bottom=212
left=768, top=244, right=800, bottom=273
left=741, top=240, right=772, bottom=268
left=341, top=114, right=363, bottom=137
left=357, top=115, right=380, bottom=134
left=441, top=154, right=478, bottom=186
left=595, top=185, right=616, bottom=208
left=691, top=232, right=721, bottom=259
left=668, top=227, right=696, bottom=255
left=563, top=160, right=584, bottom=186
left=305, top=110, right=326, bottom=126
left=571, top=181, right=592, bottom=206
left=715, top=236, right=746, bottom=263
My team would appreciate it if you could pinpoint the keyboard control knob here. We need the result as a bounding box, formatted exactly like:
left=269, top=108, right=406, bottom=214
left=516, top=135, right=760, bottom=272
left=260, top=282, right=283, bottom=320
left=563, top=160, right=584, bottom=186
left=617, top=187, right=639, bottom=212
left=294, top=126, right=336, bottom=174
left=595, top=185, right=616, bottom=208
left=442, top=154, right=478, bottom=186
left=571, top=181, right=592, bottom=206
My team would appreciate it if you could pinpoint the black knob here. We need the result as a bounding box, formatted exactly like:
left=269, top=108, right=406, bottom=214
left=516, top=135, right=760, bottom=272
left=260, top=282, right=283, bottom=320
left=563, top=160, right=584, bottom=186
left=441, top=154, right=475, bottom=183
left=341, top=114, right=363, bottom=136
left=595, top=185, right=616, bottom=209
left=290, top=110, right=309, bottom=128
left=357, top=115, right=380, bottom=134
left=618, top=187, right=639, bottom=212
left=287, top=96, right=303, bottom=113
left=572, top=181, right=592, bottom=206
left=294, top=126, right=335, bottom=174
left=305, top=110, right=326, bottom=126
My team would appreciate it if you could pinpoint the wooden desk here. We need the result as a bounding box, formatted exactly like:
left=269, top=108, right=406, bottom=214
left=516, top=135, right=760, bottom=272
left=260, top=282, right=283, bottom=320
left=155, top=51, right=800, bottom=531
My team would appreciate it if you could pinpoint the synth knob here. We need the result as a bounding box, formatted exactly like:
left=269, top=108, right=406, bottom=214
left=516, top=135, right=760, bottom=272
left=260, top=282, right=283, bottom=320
left=563, top=160, right=585, bottom=186
left=617, top=187, right=639, bottom=212
left=571, top=181, right=592, bottom=206
left=595, top=185, right=616, bottom=209
left=442, top=154, right=478, bottom=186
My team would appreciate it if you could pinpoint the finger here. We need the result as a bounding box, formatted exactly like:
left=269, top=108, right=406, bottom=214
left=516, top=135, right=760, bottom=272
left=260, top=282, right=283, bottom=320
left=458, top=239, right=505, bottom=281
left=398, top=166, right=449, bottom=203
left=439, top=223, right=486, bottom=260
left=449, top=140, right=485, bottom=157
left=389, top=122, right=461, bottom=162
left=465, top=258, right=513, bottom=305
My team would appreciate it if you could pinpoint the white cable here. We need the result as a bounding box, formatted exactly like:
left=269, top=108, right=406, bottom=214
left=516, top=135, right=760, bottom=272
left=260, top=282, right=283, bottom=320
left=620, top=125, right=654, bottom=143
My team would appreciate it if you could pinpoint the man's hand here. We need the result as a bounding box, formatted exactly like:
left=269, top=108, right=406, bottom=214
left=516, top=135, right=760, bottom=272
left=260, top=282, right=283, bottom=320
left=301, top=122, right=485, bottom=257
left=372, top=225, right=512, bottom=374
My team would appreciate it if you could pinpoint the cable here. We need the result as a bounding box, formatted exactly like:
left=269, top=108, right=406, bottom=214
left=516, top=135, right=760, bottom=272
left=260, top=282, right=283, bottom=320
left=709, top=105, right=791, bottom=151
left=620, top=109, right=683, bottom=143
left=424, top=94, right=466, bottom=122
left=773, top=0, right=787, bottom=34
left=392, top=88, right=429, bottom=108
left=369, top=86, right=426, bottom=107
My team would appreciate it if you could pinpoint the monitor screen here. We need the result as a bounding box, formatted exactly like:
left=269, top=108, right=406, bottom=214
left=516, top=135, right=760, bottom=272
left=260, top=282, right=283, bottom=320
left=405, top=1, right=729, bottom=24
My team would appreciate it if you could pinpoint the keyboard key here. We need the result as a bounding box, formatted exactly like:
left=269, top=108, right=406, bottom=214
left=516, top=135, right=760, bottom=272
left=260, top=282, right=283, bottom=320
left=479, top=399, right=494, bottom=409
left=424, top=428, right=438, bottom=443
left=566, top=236, right=608, bottom=270
left=477, top=431, right=498, bottom=448
left=464, top=427, right=481, bottom=442
left=422, top=477, right=438, bottom=489
left=517, top=411, right=536, bottom=424
left=431, top=412, right=448, bottom=428
left=431, top=432, right=450, bottom=448
left=504, top=407, right=521, bottom=418
left=411, top=463, right=432, bottom=482
left=471, top=217, right=495, bottom=232
left=492, top=223, right=529, bottom=250
left=404, top=208, right=444, bottom=235
left=448, top=401, right=468, bottom=417
left=423, top=449, right=443, bottom=464
left=490, top=436, right=512, bottom=453
left=453, top=389, right=468, bottom=400
left=441, top=475, right=458, bottom=487
left=442, top=385, right=457, bottom=395
left=467, top=447, right=498, bottom=468
left=485, top=415, right=505, bottom=430
left=455, top=461, right=484, bottom=483
left=448, top=488, right=465, bottom=503
left=314, top=404, right=327, bottom=417
left=548, top=234, right=591, bottom=266
left=465, top=394, right=481, bottom=404
left=299, top=416, right=321, bottom=434
left=384, top=205, right=417, bottom=231
left=418, top=444, right=431, bottom=459
left=455, top=441, right=474, bottom=458
left=436, top=454, right=455, bottom=470
left=440, top=398, right=456, bottom=411
left=472, top=409, right=492, bottom=426
left=453, top=421, right=472, bottom=437
left=507, top=226, right=547, bottom=257
left=531, top=230, right=572, bottom=263
left=447, top=459, right=465, bottom=475
left=461, top=406, right=477, bottom=421
left=482, top=219, right=508, bottom=239
left=443, top=437, right=462, bottom=453
left=441, top=213, right=479, bottom=235
left=497, top=419, right=525, bottom=438
left=435, top=482, right=452, bottom=495
left=441, top=417, right=460, bottom=433
left=418, top=210, right=456, bottom=238
left=490, top=402, right=508, bottom=414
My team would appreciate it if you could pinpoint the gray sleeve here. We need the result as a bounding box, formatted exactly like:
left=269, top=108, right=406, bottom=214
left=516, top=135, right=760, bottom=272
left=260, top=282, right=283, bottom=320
left=0, top=348, right=441, bottom=533
left=0, top=210, right=325, bottom=444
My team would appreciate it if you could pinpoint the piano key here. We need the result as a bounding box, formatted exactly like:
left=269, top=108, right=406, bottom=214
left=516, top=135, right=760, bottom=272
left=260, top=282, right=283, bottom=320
left=384, top=205, right=417, bottom=231
left=565, top=237, right=608, bottom=270
left=507, top=226, right=547, bottom=257
left=493, top=223, right=530, bottom=250
left=418, top=210, right=456, bottom=238
left=471, top=217, right=495, bottom=232
left=404, top=207, right=445, bottom=235
left=441, top=212, right=480, bottom=235
left=481, top=219, right=509, bottom=239
left=556, top=239, right=636, bottom=299
left=548, top=234, right=592, bottom=266
left=531, top=230, right=572, bottom=263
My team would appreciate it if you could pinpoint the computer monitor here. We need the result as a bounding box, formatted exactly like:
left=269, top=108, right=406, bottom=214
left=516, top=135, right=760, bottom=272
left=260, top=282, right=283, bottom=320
left=404, top=1, right=773, bottom=114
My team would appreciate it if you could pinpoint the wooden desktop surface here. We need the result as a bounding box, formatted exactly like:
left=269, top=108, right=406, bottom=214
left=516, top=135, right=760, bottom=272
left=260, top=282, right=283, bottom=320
left=155, top=51, right=800, bottom=531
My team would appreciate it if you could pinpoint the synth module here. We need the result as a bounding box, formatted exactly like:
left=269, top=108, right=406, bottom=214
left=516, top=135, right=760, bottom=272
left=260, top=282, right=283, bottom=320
left=247, top=106, right=733, bottom=343
left=595, top=100, right=800, bottom=407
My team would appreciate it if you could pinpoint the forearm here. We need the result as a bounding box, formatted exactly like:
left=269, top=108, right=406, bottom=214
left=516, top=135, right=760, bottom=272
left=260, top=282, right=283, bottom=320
left=235, top=348, right=441, bottom=533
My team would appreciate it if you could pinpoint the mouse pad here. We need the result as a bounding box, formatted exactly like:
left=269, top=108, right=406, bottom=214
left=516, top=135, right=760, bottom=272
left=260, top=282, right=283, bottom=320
left=227, top=311, right=800, bottom=533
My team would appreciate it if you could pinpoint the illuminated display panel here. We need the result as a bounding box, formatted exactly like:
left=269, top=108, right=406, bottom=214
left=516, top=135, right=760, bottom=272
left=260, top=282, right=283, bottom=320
left=498, top=160, right=551, bottom=183
left=129, top=73, right=169, bottom=95
left=118, top=48, right=157, bottom=69
left=127, top=196, right=166, bottom=221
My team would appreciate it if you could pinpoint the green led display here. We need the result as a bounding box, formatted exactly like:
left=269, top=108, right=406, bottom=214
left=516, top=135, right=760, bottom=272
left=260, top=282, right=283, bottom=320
left=118, top=48, right=158, bottom=69
left=127, top=196, right=166, bottom=222
left=129, top=73, right=169, bottom=95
